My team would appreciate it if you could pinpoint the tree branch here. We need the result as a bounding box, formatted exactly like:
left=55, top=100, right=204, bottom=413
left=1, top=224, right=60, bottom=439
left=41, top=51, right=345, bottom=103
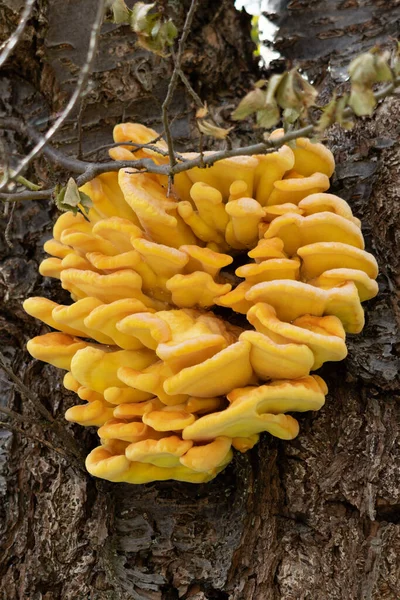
left=0, top=394, right=85, bottom=470
left=0, top=77, right=398, bottom=204
left=0, top=404, right=30, bottom=425
left=0, top=189, right=52, bottom=202
left=0, top=0, right=36, bottom=69
left=0, top=420, right=83, bottom=464
left=161, top=0, right=199, bottom=175
left=0, top=0, right=107, bottom=190
left=0, top=352, right=85, bottom=462
left=82, top=140, right=188, bottom=162
left=0, top=117, right=90, bottom=174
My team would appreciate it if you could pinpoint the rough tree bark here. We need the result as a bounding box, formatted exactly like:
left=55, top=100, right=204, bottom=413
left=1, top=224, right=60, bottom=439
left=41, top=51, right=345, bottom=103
left=0, top=1, right=399, bottom=599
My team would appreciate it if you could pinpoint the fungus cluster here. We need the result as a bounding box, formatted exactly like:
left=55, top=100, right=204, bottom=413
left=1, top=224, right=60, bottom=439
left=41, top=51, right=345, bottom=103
left=23, top=123, right=378, bottom=484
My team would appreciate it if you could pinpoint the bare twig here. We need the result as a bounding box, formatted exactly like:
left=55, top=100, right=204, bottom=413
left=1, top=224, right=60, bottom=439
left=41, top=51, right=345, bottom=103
left=0, top=404, right=60, bottom=436
left=76, top=100, right=85, bottom=160
left=0, top=404, right=29, bottom=425
left=83, top=140, right=188, bottom=162
left=178, top=69, right=203, bottom=108
left=0, top=189, right=52, bottom=202
left=0, top=352, right=55, bottom=423
left=162, top=0, right=199, bottom=176
left=0, top=78, right=398, bottom=204
left=75, top=159, right=162, bottom=183
left=0, top=117, right=90, bottom=174
left=0, top=420, right=85, bottom=465
left=0, top=395, right=85, bottom=470
left=176, top=67, right=222, bottom=127
left=4, top=200, right=16, bottom=248
left=0, top=136, right=10, bottom=189
left=0, top=0, right=107, bottom=190
left=0, top=352, right=84, bottom=461
left=0, top=0, right=36, bottom=69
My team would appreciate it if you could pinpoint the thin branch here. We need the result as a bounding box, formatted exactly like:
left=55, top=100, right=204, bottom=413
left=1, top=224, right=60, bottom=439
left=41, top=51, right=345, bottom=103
left=162, top=0, right=199, bottom=173
left=178, top=68, right=203, bottom=108
left=0, top=189, right=52, bottom=202
left=4, top=200, right=16, bottom=247
left=75, top=159, right=162, bottom=184
left=76, top=100, right=85, bottom=160
left=0, top=0, right=106, bottom=190
left=0, top=393, right=85, bottom=469
left=0, top=0, right=36, bottom=69
left=0, top=352, right=54, bottom=423
left=0, top=117, right=90, bottom=174
left=0, top=78, right=398, bottom=204
left=0, top=420, right=80, bottom=462
left=0, top=404, right=28, bottom=425
left=0, top=136, right=10, bottom=189
left=0, top=352, right=84, bottom=461
left=83, top=140, right=188, bottom=162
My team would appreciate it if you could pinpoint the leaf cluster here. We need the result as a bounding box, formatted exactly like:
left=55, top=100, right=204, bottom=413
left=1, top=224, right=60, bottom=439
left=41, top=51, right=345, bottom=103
left=232, top=46, right=399, bottom=134
left=107, top=0, right=177, bottom=56
left=232, top=70, right=317, bottom=130
left=55, top=178, right=92, bottom=216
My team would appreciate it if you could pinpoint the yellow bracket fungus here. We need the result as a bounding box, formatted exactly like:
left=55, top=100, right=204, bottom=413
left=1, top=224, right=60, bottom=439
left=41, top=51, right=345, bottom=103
left=182, top=376, right=325, bottom=442
left=65, top=400, right=115, bottom=428
left=24, top=122, right=378, bottom=484
left=246, top=303, right=347, bottom=370
left=71, top=346, right=156, bottom=393
left=84, top=299, right=155, bottom=349
left=166, top=272, right=232, bottom=308
left=264, top=211, right=364, bottom=256
left=125, top=436, right=193, bottom=468
left=297, top=242, right=378, bottom=280
left=246, top=280, right=365, bottom=333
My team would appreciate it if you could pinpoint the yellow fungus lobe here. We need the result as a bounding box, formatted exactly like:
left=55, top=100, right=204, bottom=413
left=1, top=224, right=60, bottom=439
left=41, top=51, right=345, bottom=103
left=23, top=122, right=378, bottom=484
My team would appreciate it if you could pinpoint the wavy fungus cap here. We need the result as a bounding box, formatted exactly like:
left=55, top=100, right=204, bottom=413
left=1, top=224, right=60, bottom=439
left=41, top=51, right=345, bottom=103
left=23, top=122, right=378, bottom=484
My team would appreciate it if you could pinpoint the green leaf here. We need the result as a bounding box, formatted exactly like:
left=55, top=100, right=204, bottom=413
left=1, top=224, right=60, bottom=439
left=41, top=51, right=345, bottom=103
left=348, top=50, right=393, bottom=116
left=316, top=94, right=338, bottom=132
left=349, top=85, right=376, bottom=116
left=348, top=53, right=377, bottom=85
left=54, top=184, right=69, bottom=213
left=130, top=3, right=177, bottom=57
left=256, top=74, right=284, bottom=129
left=275, top=71, right=298, bottom=110
left=107, top=0, right=131, bottom=24
left=374, top=52, right=393, bottom=82
left=64, top=177, right=82, bottom=208
left=130, top=2, right=156, bottom=34
left=264, top=74, right=284, bottom=105
left=232, top=88, right=266, bottom=120
left=256, top=106, right=280, bottom=129
left=276, top=69, right=317, bottom=112
left=282, top=107, right=300, bottom=125
left=54, top=179, right=93, bottom=215
left=151, top=20, right=161, bottom=38
left=335, top=94, right=353, bottom=129
left=294, top=72, right=318, bottom=109
left=163, top=20, right=178, bottom=47
left=349, top=50, right=392, bottom=85
left=316, top=93, right=354, bottom=131
left=15, top=175, right=42, bottom=191
left=394, top=43, right=400, bottom=76
left=78, top=190, right=93, bottom=215
left=394, top=56, right=400, bottom=77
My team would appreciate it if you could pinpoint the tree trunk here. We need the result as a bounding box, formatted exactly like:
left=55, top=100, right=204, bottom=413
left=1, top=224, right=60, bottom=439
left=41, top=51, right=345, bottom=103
left=0, top=1, right=399, bottom=599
